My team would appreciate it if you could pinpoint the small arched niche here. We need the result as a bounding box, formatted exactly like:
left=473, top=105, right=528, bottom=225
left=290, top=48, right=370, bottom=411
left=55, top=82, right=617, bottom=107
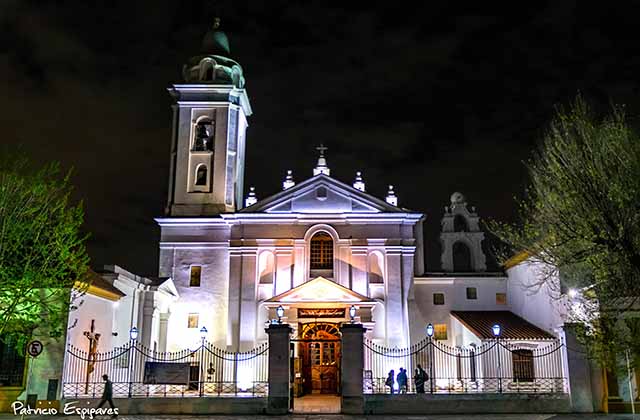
left=258, top=251, right=275, bottom=284
left=368, top=252, right=384, bottom=284
left=195, top=164, right=208, bottom=186
left=452, top=241, right=472, bottom=272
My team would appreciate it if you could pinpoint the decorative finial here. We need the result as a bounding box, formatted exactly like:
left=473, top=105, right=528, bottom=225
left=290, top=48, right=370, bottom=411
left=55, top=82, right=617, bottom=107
left=283, top=170, right=295, bottom=190
left=245, top=186, right=257, bottom=207
left=385, top=185, right=398, bottom=206
left=313, top=144, right=330, bottom=176
left=353, top=171, right=365, bottom=192
left=213, top=17, right=221, bottom=30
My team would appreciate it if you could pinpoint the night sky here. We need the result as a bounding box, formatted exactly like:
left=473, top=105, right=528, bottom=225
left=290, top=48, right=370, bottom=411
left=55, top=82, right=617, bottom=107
left=2, top=1, right=639, bottom=276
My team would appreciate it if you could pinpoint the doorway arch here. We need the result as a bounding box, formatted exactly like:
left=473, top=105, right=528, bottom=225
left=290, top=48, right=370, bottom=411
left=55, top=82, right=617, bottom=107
left=299, top=322, right=341, bottom=395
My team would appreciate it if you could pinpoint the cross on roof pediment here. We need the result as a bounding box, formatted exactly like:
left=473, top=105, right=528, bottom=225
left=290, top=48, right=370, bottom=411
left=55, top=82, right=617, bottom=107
left=265, top=276, right=373, bottom=303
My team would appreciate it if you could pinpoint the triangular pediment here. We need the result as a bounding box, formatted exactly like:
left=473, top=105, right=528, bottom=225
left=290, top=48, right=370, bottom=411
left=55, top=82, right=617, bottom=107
left=266, top=276, right=373, bottom=303
left=241, top=174, right=405, bottom=214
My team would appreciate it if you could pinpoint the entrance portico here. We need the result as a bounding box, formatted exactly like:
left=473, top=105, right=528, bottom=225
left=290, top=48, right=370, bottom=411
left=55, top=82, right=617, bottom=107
left=262, top=276, right=378, bottom=336
left=262, top=276, right=377, bottom=398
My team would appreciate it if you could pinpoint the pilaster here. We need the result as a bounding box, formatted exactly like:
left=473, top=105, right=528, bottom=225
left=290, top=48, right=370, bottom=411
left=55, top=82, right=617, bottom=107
left=350, top=246, right=368, bottom=297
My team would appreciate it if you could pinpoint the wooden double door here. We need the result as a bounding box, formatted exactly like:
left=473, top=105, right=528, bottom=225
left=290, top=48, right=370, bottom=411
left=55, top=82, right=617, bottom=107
left=300, top=323, right=341, bottom=394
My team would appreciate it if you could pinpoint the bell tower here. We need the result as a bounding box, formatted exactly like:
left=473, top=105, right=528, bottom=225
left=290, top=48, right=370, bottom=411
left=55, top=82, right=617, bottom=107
left=440, top=192, right=487, bottom=272
left=166, top=19, right=252, bottom=216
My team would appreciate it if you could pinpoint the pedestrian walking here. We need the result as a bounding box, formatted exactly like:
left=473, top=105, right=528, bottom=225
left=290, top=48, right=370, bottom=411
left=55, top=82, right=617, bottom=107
left=397, top=367, right=408, bottom=394
left=97, top=374, right=117, bottom=417
left=385, top=370, right=395, bottom=394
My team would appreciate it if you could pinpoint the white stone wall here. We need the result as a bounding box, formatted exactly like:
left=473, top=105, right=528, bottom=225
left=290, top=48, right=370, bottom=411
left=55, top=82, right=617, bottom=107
left=506, top=259, right=567, bottom=334
left=164, top=247, right=230, bottom=350
left=66, top=294, right=117, bottom=352
left=410, top=276, right=508, bottom=345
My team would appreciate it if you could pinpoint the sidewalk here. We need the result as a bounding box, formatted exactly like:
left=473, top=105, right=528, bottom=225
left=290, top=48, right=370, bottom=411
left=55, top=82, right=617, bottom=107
left=1, top=414, right=639, bottom=419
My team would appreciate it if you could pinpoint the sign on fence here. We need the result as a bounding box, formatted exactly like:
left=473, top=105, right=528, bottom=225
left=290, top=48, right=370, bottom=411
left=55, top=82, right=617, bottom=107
left=143, top=362, right=190, bottom=385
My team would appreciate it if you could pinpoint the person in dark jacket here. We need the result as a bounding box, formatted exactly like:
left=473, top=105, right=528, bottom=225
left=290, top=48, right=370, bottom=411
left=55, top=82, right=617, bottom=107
left=97, top=374, right=117, bottom=416
left=415, top=364, right=428, bottom=393
left=397, top=368, right=408, bottom=394
left=385, top=370, right=395, bottom=394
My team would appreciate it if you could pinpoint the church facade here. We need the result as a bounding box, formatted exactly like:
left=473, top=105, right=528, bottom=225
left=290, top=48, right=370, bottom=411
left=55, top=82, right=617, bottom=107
left=51, top=24, right=574, bottom=404
left=141, top=24, right=564, bottom=393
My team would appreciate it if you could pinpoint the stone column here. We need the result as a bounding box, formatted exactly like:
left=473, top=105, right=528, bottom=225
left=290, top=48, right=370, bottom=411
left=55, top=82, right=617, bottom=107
left=341, top=323, right=365, bottom=414
left=563, top=323, right=594, bottom=412
left=266, top=323, right=292, bottom=414
left=141, top=293, right=155, bottom=349
left=158, top=313, right=170, bottom=352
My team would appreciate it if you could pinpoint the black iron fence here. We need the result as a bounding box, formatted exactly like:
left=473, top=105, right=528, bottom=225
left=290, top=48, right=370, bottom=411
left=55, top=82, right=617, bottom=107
left=364, top=338, right=567, bottom=394
left=63, top=341, right=268, bottom=398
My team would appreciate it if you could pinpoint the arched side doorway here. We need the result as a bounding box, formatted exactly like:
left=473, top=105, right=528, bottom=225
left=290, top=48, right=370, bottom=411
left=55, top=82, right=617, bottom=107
left=299, top=323, right=341, bottom=394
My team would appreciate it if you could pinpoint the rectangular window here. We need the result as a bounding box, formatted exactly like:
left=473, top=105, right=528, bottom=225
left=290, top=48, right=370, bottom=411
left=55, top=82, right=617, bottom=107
left=496, top=292, right=507, bottom=305
left=187, top=313, right=199, bottom=329
left=434, top=324, right=448, bottom=340
left=433, top=293, right=445, bottom=305
left=190, top=266, right=201, bottom=287
left=512, top=349, right=535, bottom=382
left=466, top=287, right=477, bottom=300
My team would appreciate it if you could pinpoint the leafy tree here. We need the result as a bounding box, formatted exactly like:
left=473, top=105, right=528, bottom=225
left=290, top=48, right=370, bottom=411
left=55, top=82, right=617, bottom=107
left=489, top=96, right=640, bottom=364
left=0, top=156, right=90, bottom=352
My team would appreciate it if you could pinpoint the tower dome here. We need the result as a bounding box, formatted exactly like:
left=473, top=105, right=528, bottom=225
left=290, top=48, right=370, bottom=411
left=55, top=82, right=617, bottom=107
left=450, top=191, right=466, bottom=206
left=182, top=19, right=245, bottom=88
left=201, top=18, right=231, bottom=56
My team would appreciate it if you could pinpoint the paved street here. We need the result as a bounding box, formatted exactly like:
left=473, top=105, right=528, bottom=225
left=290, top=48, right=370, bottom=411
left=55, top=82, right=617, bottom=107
left=1, top=414, right=639, bottom=419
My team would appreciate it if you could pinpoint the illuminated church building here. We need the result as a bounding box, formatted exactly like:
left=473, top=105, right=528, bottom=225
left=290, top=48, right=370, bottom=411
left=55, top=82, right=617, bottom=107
left=60, top=24, right=565, bottom=396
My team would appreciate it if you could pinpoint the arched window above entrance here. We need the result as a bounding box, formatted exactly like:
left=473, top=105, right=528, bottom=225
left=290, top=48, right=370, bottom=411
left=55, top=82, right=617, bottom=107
left=310, top=231, right=333, bottom=271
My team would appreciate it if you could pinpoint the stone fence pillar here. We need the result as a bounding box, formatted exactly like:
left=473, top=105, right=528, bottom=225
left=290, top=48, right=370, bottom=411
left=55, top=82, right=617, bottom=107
left=266, top=323, right=292, bottom=415
left=341, top=323, right=365, bottom=414
left=563, top=323, right=594, bottom=412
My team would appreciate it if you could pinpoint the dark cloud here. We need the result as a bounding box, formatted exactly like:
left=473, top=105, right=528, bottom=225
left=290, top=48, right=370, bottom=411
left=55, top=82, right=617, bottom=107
left=1, top=1, right=639, bottom=274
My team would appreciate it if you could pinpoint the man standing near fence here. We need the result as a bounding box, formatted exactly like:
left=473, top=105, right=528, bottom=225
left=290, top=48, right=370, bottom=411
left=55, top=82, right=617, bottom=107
left=97, top=374, right=118, bottom=417
left=415, top=364, right=427, bottom=393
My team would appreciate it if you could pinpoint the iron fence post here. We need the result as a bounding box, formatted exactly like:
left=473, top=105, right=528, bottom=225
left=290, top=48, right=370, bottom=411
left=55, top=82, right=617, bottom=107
left=429, top=337, right=434, bottom=394
left=199, top=339, right=205, bottom=397
left=127, top=340, right=134, bottom=398
left=496, top=338, right=502, bottom=393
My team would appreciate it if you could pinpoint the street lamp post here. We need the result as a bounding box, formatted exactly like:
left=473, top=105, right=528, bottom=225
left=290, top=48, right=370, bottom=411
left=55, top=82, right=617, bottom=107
left=426, top=323, right=434, bottom=394
left=492, top=324, right=502, bottom=393
left=128, top=327, right=138, bottom=398
left=199, top=326, right=207, bottom=396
